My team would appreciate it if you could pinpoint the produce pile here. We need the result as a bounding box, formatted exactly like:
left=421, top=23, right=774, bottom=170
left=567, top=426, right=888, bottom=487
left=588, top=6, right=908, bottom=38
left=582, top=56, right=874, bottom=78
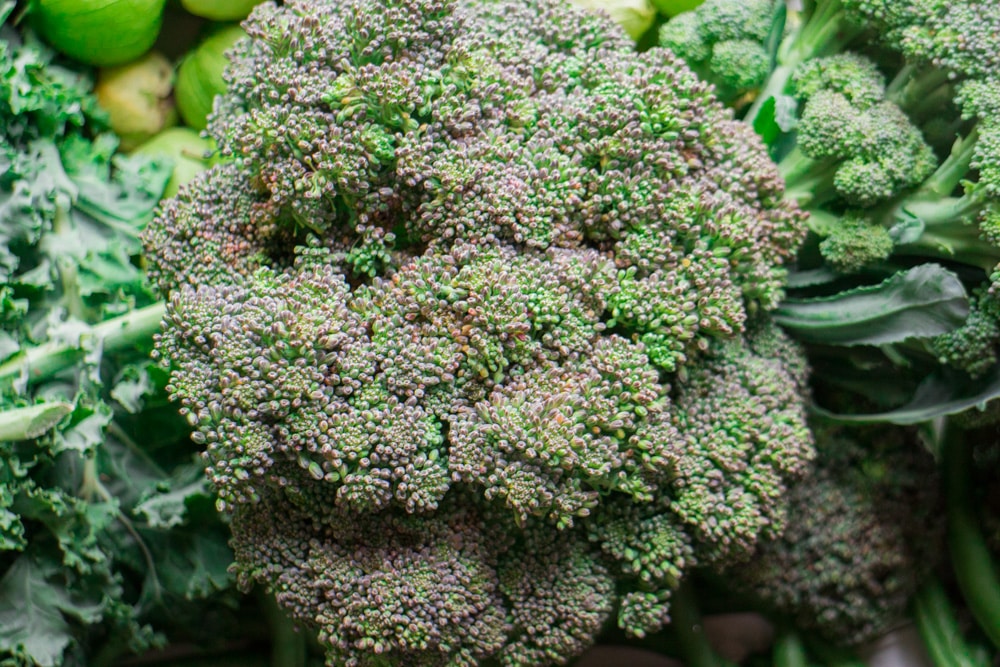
left=2, top=0, right=999, bottom=666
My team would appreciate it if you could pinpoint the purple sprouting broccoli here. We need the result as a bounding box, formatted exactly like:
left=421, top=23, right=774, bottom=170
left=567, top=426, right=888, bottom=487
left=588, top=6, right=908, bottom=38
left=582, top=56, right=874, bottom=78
left=143, top=0, right=814, bottom=664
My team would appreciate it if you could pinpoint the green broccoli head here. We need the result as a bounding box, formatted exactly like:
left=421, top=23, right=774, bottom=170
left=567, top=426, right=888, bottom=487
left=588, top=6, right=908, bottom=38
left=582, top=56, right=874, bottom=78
left=784, top=54, right=937, bottom=209
left=658, top=0, right=775, bottom=106
left=874, top=1, right=1000, bottom=81
left=145, top=0, right=813, bottom=663
left=726, top=422, right=944, bottom=647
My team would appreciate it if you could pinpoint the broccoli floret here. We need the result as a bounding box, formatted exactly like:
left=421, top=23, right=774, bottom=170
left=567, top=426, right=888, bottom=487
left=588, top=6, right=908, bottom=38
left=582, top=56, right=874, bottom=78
left=587, top=319, right=814, bottom=637
left=658, top=0, right=775, bottom=107
left=230, top=481, right=622, bottom=667
left=145, top=0, right=813, bottom=663
left=229, top=486, right=512, bottom=666
left=778, top=54, right=937, bottom=209
left=929, top=283, right=1000, bottom=379
left=726, top=422, right=944, bottom=647
left=817, top=212, right=894, bottom=273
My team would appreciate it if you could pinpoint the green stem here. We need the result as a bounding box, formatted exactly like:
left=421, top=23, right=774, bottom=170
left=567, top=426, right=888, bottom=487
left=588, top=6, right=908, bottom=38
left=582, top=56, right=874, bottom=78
left=773, top=630, right=809, bottom=667
left=784, top=0, right=858, bottom=63
left=778, top=147, right=838, bottom=207
left=50, top=198, right=90, bottom=323
left=746, top=63, right=796, bottom=127
left=80, top=457, right=164, bottom=606
left=671, top=581, right=723, bottom=667
left=260, top=590, right=308, bottom=667
left=913, top=577, right=986, bottom=667
left=0, top=402, right=72, bottom=441
left=0, top=301, right=166, bottom=389
left=890, top=194, right=998, bottom=272
left=886, top=65, right=952, bottom=115
left=914, top=128, right=980, bottom=200
left=943, top=424, right=1000, bottom=650
left=746, top=0, right=862, bottom=125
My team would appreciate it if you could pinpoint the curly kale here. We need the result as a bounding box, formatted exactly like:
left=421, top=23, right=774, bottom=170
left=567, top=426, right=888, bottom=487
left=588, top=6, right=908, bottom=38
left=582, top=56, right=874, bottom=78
left=144, top=0, right=813, bottom=664
left=0, top=4, right=246, bottom=666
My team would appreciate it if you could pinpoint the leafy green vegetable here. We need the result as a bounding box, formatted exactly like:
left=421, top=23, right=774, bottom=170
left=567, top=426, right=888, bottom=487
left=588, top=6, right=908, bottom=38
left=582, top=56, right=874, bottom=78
left=0, top=7, right=245, bottom=666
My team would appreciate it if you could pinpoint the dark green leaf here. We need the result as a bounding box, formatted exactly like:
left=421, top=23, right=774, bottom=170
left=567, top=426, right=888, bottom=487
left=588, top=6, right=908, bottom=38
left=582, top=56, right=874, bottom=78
left=752, top=96, right=780, bottom=146
left=774, top=264, right=969, bottom=346
left=0, top=553, right=104, bottom=667
left=813, top=365, right=1000, bottom=425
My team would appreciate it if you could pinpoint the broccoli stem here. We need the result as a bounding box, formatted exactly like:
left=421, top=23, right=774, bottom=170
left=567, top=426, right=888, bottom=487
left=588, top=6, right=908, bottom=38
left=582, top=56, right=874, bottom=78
left=885, top=129, right=999, bottom=270
left=779, top=147, right=839, bottom=207
left=0, top=402, right=72, bottom=440
left=0, top=301, right=165, bottom=389
left=745, top=0, right=862, bottom=125
left=886, top=65, right=953, bottom=117
left=671, top=580, right=727, bottom=667
left=943, top=425, right=1000, bottom=651
left=913, top=128, right=980, bottom=200
left=772, top=630, right=808, bottom=667
left=260, top=590, right=308, bottom=667
left=891, top=195, right=998, bottom=272
left=914, top=577, right=989, bottom=667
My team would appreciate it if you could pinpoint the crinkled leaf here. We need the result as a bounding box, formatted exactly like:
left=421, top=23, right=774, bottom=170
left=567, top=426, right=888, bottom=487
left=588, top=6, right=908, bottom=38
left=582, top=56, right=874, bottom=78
left=134, top=464, right=212, bottom=529
left=149, top=529, right=234, bottom=600
left=0, top=402, right=70, bottom=441
left=54, top=401, right=112, bottom=454
left=110, top=364, right=156, bottom=414
left=774, top=264, right=969, bottom=346
left=13, top=488, right=118, bottom=573
left=0, top=553, right=104, bottom=667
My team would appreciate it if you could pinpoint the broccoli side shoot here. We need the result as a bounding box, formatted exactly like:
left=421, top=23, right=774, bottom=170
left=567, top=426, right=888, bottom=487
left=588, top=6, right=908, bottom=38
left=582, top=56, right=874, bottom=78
left=725, top=421, right=944, bottom=648
left=657, top=0, right=776, bottom=108
left=656, top=0, right=1000, bottom=428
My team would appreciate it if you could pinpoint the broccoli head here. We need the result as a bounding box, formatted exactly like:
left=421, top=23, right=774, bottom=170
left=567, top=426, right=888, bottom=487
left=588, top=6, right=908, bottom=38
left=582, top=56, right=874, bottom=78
left=145, top=0, right=813, bottom=663
left=725, top=422, right=944, bottom=647
left=780, top=53, right=937, bottom=210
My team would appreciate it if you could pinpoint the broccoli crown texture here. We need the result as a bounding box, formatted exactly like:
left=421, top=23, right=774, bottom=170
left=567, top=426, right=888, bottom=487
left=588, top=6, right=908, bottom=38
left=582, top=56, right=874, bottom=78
left=144, top=0, right=812, bottom=663
left=727, top=422, right=944, bottom=647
